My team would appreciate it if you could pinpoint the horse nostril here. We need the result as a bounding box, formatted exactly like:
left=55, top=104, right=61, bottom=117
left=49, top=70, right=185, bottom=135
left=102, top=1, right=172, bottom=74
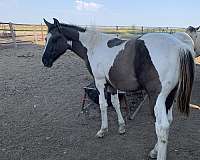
left=42, top=57, right=49, bottom=66
left=42, top=57, right=46, bottom=65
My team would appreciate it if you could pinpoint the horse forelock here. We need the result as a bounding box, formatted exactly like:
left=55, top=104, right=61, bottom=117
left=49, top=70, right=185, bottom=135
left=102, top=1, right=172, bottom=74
left=43, top=33, right=52, bottom=54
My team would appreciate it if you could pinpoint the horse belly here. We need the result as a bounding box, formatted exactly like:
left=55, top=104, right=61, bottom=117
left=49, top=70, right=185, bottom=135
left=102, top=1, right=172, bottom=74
left=109, top=69, right=140, bottom=91
left=108, top=39, right=140, bottom=91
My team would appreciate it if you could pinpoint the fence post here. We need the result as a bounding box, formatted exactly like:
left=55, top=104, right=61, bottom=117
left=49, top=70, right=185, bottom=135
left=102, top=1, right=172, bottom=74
left=9, top=22, right=17, bottom=48
left=34, top=25, right=38, bottom=44
left=41, top=23, right=44, bottom=42
left=141, top=26, right=144, bottom=34
left=116, top=26, right=119, bottom=37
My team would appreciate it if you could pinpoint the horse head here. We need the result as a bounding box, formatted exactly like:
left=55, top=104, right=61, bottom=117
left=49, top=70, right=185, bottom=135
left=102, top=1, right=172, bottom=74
left=42, top=18, right=87, bottom=67
left=186, top=26, right=200, bottom=57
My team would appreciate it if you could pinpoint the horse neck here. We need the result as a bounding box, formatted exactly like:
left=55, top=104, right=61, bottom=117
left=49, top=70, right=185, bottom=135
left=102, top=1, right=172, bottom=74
left=185, top=31, right=200, bottom=57
left=194, top=33, right=200, bottom=57
left=69, top=40, right=88, bottom=62
left=69, top=40, right=93, bottom=76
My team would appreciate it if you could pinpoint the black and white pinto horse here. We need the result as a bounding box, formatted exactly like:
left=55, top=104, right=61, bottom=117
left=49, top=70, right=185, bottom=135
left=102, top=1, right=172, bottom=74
left=42, top=18, right=200, bottom=160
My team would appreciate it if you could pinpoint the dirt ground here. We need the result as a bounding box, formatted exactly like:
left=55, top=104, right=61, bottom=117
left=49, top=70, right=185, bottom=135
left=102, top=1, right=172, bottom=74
left=0, top=44, right=199, bottom=160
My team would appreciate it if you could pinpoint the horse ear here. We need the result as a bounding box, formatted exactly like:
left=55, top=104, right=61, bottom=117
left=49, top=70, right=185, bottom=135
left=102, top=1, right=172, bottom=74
left=43, top=18, right=53, bottom=28
left=53, top=18, right=60, bottom=25
left=53, top=18, right=61, bottom=32
left=196, top=26, right=200, bottom=31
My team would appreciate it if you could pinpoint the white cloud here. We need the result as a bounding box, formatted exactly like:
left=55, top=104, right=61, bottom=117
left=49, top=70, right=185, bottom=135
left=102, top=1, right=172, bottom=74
left=75, top=0, right=103, bottom=11
left=0, top=0, right=17, bottom=8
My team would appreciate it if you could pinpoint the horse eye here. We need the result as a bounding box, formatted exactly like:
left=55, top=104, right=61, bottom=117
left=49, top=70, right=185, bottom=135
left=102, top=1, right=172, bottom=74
left=45, top=37, right=47, bottom=41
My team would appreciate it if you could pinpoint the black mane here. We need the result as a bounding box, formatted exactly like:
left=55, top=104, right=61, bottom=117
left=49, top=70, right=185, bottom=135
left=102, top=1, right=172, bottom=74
left=60, top=23, right=86, bottom=32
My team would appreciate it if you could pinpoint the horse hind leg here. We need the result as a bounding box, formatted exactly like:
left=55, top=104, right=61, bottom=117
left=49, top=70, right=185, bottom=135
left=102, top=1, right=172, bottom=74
left=111, top=93, right=125, bottom=134
left=148, top=86, right=179, bottom=160
left=166, top=85, right=178, bottom=124
left=149, top=84, right=178, bottom=159
left=149, top=105, right=173, bottom=159
left=155, top=94, right=171, bottom=160
left=148, top=92, right=160, bottom=159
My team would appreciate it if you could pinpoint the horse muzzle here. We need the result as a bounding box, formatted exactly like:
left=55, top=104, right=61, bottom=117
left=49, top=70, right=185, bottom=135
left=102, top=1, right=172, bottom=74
left=42, top=57, right=53, bottom=68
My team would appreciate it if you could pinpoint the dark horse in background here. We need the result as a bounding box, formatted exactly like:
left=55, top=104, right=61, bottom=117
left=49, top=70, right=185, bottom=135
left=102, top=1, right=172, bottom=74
left=42, top=18, right=200, bottom=160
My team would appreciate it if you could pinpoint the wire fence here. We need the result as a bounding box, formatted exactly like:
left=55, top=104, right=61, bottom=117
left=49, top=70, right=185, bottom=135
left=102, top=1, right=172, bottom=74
left=0, top=22, right=185, bottom=48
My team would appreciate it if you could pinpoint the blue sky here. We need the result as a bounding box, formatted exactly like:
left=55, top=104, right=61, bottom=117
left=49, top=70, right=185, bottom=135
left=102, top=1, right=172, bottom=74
left=0, top=0, right=200, bottom=27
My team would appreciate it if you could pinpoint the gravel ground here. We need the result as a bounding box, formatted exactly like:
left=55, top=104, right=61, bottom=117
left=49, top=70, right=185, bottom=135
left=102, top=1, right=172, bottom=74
left=0, top=44, right=199, bottom=160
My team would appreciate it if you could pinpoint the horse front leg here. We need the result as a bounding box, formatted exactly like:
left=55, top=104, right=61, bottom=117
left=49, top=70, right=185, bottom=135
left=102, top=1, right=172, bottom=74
left=111, top=93, right=125, bottom=134
left=95, top=80, right=108, bottom=138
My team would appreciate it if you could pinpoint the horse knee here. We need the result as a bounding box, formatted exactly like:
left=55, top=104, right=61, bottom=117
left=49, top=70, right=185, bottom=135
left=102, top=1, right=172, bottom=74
left=154, top=96, right=170, bottom=143
left=99, top=102, right=107, bottom=111
left=99, top=93, right=107, bottom=109
left=111, top=94, right=125, bottom=127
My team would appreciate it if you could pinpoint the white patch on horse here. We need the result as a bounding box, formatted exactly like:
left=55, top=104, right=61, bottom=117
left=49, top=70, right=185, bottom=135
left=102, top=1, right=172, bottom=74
left=140, top=33, right=181, bottom=85
left=79, top=30, right=126, bottom=80
left=79, top=29, right=126, bottom=137
left=111, top=93, right=125, bottom=134
left=43, top=33, right=52, bottom=54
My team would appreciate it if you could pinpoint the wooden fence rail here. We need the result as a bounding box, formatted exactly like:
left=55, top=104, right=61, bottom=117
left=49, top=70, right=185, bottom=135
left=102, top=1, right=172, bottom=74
left=0, top=22, right=185, bottom=48
left=0, top=22, right=48, bottom=47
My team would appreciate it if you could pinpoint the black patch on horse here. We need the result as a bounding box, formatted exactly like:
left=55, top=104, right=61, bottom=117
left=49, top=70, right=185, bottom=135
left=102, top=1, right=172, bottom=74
left=108, top=38, right=161, bottom=119
left=107, top=38, right=126, bottom=48
left=165, top=84, right=178, bottom=113
left=108, top=38, right=141, bottom=91
left=134, top=39, right=162, bottom=119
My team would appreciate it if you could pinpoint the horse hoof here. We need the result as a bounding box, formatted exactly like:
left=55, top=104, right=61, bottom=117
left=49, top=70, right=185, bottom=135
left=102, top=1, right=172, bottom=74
left=96, top=128, right=108, bottom=138
left=118, top=123, right=126, bottom=134
left=148, top=150, right=157, bottom=159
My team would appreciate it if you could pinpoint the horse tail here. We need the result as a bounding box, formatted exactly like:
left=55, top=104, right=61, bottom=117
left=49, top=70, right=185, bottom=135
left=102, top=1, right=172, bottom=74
left=176, top=49, right=195, bottom=116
